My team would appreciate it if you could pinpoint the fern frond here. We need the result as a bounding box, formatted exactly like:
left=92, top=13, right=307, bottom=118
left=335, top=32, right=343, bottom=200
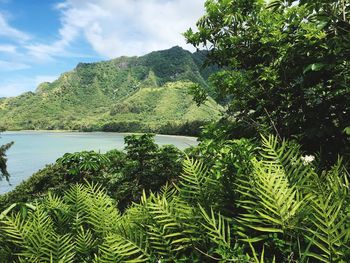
left=238, top=159, right=305, bottom=234
left=64, top=184, right=90, bottom=228
left=75, top=226, right=96, bottom=258
left=42, top=192, right=70, bottom=229
left=159, top=183, right=177, bottom=203
left=46, top=233, right=75, bottom=263
left=178, top=156, right=211, bottom=205
left=86, top=191, right=121, bottom=234
left=0, top=213, right=26, bottom=246
left=198, top=205, right=231, bottom=249
left=146, top=193, right=194, bottom=254
left=98, top=230, right=150, bottom=263
left=64, top=183, right=121, bottom=234
left=305, top=192, right=348, bottom=262
left=260, top=134, right=314, bottom=187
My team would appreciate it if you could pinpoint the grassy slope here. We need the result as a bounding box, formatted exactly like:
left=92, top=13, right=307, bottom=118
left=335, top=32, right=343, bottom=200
left=117, top=81, right=220, bottom=123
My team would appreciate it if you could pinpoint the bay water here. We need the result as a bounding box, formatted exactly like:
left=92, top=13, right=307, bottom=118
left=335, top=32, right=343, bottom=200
left=0, top=131, right=198, bottom=194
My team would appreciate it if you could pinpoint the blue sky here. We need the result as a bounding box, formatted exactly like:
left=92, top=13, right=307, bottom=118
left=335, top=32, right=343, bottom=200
left=0, top=0, right=204, bottom=97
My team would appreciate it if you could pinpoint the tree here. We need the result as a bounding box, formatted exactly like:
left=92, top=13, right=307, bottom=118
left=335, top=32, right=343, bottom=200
left=185, top=0, right=350, bottom=164
left=0, top=129, right=13, bottom=182
left=123, top=134, right=183, bottom=191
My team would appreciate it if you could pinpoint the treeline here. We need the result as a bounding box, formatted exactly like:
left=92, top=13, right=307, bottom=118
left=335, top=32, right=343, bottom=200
left=4, top=120, right=207, bottom=137
left=99, top=120, right=206, bottom=136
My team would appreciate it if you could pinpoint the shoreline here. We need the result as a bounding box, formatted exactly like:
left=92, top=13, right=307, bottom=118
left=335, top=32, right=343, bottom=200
left=2, top=130, right=198, bottom=141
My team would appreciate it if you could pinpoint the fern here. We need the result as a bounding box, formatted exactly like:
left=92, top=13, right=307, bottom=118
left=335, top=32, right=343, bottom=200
left=75, top=227, right=96, bottom=260
left=46, top=233, right=75, bottom=263
left=177, top=156, right=213, bottom=206
left=305, top=192, right=348, bottom=262
left=98, top=229, right=150, bottom=263
left=64, top=184, right=90, bottom=230
left=147, top=193, right=194, bottom=255
left=197, top=204, right=239, bottom=260
left=235, top=135, right=310, bottom=260
left=259, top=135, right=315, bottom=188
left=198, top=205, right=231, bottom=249
left=302, top=159, right=350, bottom=262
left=43, top=192, right=71, bottom=230
left=237, top=159, right=305, bottom=235
left=1, top=213, right=26, bottom=246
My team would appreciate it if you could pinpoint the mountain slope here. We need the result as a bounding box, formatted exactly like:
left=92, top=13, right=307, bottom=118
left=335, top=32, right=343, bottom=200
left=0, top=46, right=220, bottom=134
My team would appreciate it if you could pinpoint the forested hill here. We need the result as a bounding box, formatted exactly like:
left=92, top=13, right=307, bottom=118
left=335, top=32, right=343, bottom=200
left=0, top=46, right=220, bottom=135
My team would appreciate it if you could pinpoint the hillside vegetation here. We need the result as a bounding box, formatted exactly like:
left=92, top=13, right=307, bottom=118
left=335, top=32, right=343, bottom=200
left=0, top=46, right=220, bottom=134
left=1, top=0, right=349, bottom=261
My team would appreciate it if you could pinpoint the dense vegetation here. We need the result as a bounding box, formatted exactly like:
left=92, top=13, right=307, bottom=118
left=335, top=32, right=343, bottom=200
left=0, top=47, right=220, bottom=135
left=0, top=0, right=349, bottom=261
left=0, top=134, right=183, bottom=213
left=185, top=0, right=350, bottom=163
left=0, top=135, right=349, bottom=262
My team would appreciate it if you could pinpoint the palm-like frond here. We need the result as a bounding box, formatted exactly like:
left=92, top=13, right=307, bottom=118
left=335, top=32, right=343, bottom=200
left=235, top=135, right=308, bottom=261
left=98, top=230, right=150, bottom=263
left=239, top=159, right=305, bottom=233
left=259, top=134, right=314, bottom=187
left=177, top=156, right=212, bottom=205
left=1, top=135, right=349, bottom=262
left=75, top=226, right=96, bottom=259
left=198, top=205, right=231, bottom=249
left=305, top=192, right=348, bottom=262
left=301, top=158, right=350, bottom=262
left=1, top=213, right=26, bottom=246
left=147, top=193, right=195, bottom=254
left=46, top=233, right=75, bottom=263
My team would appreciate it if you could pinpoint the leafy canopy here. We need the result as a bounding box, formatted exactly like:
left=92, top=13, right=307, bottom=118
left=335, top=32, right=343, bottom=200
left=185, top=0, right=350, bottom=163
left=0, top=129, right=13, bottom=182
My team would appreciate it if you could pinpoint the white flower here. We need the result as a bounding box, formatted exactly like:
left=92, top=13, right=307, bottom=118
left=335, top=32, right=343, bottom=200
left=301, top=155, right=315, bottom=165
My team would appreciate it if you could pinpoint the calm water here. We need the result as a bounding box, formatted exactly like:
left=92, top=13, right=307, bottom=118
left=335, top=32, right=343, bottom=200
left=0, top=131, right=198, bottom=194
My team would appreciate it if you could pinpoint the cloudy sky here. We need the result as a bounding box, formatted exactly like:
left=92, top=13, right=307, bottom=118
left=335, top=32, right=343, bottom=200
left=0, top=0, right=205, bottom=97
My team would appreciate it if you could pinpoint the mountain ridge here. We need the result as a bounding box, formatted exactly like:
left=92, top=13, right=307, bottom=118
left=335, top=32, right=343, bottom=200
left=0, top=46, right=220, bottom=135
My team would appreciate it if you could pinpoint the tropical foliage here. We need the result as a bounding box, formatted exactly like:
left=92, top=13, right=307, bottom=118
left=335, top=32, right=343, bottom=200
left=185, top=0, right=350, bottom=163
left=1, top=0, right=349, bottom=261
left=0, top=134, right=183, bottom=212
left=0, top=130, right=13, bottom=182
left=0, top=135, right=349, bottom=262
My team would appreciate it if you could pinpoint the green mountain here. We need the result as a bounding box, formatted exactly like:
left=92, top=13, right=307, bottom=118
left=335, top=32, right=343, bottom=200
left=0, top=46, right=220, bottom=135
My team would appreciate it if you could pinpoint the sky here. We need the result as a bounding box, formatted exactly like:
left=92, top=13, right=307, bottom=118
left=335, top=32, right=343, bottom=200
left=0, top=0, right=205, bottom=97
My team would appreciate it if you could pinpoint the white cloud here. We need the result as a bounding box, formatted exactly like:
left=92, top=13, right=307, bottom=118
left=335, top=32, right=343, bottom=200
left=81, top=0, right=204, bottom=57
left=0, top=44, right=16, bottom=53
left=2, top=1, right=205, bottom=63
left=25, top=2, right=109, bottom=61
left=0, top=13, right=30, bottom=41
left=29, top=0, right=205, bottom=59
left=0, top=60, right=29, bottom=70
